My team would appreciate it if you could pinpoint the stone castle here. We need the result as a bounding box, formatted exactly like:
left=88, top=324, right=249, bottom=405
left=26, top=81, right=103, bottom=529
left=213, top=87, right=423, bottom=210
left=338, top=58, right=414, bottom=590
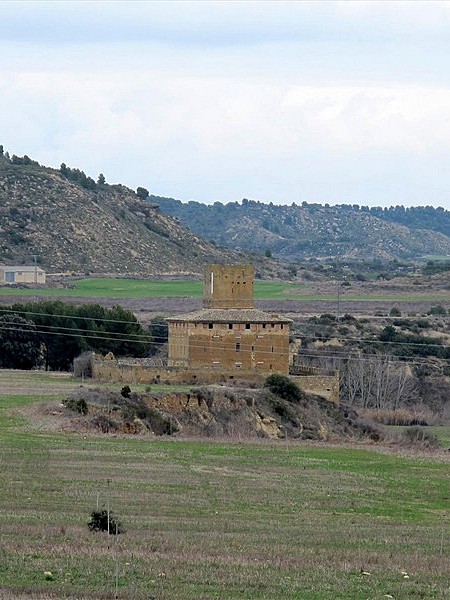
left=91, top=264, right=339, bottom=402
left=167, top=264, right=291, bottom=374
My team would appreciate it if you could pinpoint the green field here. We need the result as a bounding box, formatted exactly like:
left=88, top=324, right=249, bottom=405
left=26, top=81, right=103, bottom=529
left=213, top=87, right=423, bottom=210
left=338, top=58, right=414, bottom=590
left=1, top=371, right=450, bottom=599
left=0, top=277, right=449, bottom=304
left=0, top=278, right=305, bottom=300
left=0, top=278, right=302, bottom=300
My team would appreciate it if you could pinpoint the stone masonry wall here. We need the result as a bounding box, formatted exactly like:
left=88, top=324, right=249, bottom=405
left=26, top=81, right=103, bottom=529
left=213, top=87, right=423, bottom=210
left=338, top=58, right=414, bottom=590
left=91, top=354, right=340, bottom=403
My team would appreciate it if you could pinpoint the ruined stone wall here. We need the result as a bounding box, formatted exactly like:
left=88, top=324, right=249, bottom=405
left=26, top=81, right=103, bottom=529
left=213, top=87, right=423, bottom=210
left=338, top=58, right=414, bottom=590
left=91, top=355, right=339, bottom=402
left=92, top=354, right=266, bottom=386
left=291, top=374, right=340, bottom=404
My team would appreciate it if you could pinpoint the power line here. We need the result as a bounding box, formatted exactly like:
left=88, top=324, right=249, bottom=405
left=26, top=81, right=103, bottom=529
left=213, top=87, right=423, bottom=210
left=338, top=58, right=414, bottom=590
left=0, top=306, right=144, bottom=326
left=0, top=321, right=448, bottom=369
left=0, top=308, right=447, bottom=352
left=0, top=323, right=152, bottom=345
left=0, top=305, right=449, bottom=366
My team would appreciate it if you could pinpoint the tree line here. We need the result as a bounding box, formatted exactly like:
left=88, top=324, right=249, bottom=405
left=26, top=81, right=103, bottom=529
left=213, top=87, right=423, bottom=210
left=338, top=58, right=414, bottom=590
left=0, top=302, right=167, bottom=371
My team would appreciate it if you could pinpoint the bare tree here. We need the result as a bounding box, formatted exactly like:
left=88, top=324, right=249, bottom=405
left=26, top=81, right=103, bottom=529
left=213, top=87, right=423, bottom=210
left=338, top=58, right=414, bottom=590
left=341, top=352, right=417, bottom=410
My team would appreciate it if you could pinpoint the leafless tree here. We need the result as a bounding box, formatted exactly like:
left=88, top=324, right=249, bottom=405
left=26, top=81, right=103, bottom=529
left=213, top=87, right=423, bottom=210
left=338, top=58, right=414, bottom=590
left=341, top=352, right=417, bottom=410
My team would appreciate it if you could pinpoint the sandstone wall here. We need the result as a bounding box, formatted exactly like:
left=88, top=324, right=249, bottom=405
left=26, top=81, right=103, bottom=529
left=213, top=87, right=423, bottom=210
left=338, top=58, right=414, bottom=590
left=291, top=374, right=340, bottom=404
left=91, top=354, right=339, bottom=403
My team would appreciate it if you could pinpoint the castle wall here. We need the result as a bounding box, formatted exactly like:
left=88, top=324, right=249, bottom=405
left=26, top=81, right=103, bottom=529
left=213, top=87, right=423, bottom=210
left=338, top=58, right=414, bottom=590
left=291, top=375, right=340, bottom=404
left=92, top=354, right=266, bottom=385
left=168, top=320, right=290, bottom=374
left=91, top=355, right=339, bottom=403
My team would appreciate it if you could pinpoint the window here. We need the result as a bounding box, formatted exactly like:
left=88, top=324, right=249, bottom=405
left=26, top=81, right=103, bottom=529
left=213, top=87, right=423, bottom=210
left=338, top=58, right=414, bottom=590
left=262, top=324, right=266, bottom=329
left=235, top=342, right=241, bottom=352
left=245, top=324, right=250, bottom=330
left=208, top=323, right=213, bottom=329
left=228, top=323, right=233, bottom=330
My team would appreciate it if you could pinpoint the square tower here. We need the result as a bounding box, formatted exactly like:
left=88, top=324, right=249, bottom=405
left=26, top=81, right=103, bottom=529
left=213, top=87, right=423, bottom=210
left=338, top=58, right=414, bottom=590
left=203, top=264, right=254, bottom=309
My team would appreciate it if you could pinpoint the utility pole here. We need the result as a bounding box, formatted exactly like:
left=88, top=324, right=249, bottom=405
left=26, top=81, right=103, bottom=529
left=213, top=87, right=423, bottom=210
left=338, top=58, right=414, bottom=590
left=335, top=256, right=341, bottom=321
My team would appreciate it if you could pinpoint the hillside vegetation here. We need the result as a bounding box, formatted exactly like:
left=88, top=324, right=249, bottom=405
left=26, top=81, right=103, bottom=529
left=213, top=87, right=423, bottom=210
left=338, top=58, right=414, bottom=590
left=0, top=151, right=240, bottom=276
left=154, top=196, right=450, bottom=262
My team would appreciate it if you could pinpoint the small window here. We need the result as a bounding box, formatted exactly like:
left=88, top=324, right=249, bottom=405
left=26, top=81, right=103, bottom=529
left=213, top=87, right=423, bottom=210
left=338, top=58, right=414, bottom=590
left=245, top=324, right=250, bottom=330
left=281, top=324, right=284, bottom=329
left=262, top=324, right=266, bottom=329
left=236, top=342, right=241, bottom=352
left=208, top=323, right=213, bottom=329
left=228, top=323, right=233, bottom=330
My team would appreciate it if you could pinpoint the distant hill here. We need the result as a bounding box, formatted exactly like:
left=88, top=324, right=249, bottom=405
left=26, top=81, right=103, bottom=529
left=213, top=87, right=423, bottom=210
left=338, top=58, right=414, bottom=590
left=153, top=196, right=450, bottom=262
left=0, top=152, right=243, bottom=276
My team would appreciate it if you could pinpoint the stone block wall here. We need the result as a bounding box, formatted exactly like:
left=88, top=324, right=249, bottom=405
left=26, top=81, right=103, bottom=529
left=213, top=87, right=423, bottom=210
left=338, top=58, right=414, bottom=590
left=91, top=354, right=339, bottom=403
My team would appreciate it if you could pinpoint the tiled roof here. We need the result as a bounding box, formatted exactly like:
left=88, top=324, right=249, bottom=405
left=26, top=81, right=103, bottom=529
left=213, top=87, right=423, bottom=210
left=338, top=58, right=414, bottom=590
left=167, top=308, right=292, bottom=324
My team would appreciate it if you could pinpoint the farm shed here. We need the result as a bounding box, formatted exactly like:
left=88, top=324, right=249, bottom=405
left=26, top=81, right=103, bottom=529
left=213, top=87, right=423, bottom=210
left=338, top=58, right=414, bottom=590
left=0, top=265, right=46, bottom=285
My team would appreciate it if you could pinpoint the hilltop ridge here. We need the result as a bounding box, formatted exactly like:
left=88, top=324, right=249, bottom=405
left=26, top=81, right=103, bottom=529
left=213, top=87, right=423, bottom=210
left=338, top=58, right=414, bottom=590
left=0, top=152, right=240, bottom=276
left=153, top=196, right=450, bottom=262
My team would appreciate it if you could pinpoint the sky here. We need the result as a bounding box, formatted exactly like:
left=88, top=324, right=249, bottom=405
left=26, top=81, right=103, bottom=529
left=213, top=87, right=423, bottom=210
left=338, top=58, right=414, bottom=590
left=1, top=0, right=450, bottom=208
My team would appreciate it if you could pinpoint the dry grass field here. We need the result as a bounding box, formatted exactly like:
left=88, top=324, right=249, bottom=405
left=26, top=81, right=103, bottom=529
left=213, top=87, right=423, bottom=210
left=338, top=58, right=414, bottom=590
left=1, top=370, right=450, bottom=599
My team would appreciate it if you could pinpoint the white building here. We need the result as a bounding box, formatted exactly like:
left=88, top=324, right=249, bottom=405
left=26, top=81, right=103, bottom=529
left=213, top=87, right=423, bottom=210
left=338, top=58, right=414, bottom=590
left=0, top=265, right=46, bottom=285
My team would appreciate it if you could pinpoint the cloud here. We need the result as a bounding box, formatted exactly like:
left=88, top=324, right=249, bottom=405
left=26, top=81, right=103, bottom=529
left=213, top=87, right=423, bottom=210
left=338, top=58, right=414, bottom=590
left=0, top=1, right=450, bottom=206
